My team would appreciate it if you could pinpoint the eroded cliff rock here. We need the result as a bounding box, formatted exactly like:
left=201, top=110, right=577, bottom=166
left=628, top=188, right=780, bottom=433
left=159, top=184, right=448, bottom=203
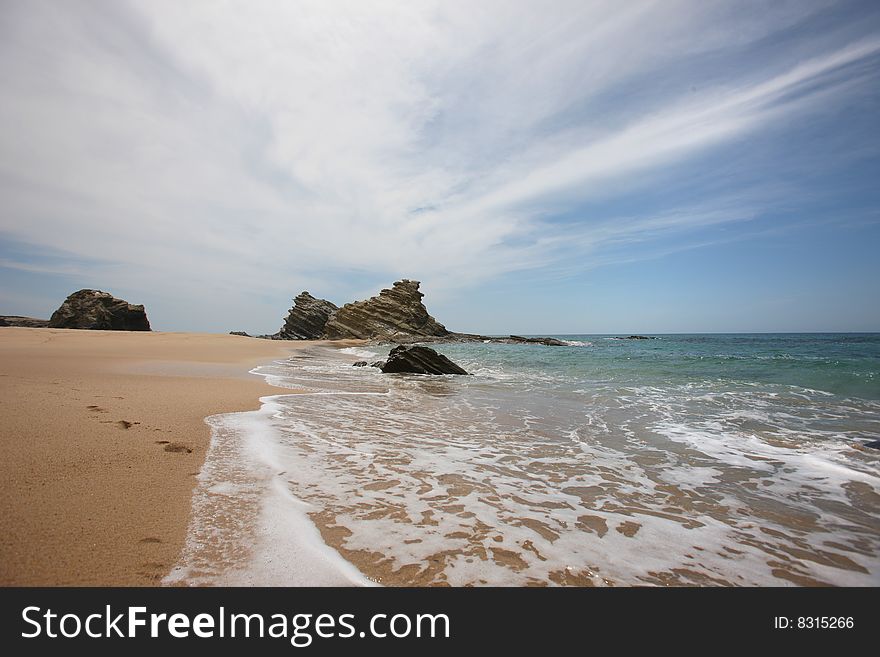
left=48, top=290, right=151, bottom=331
left=278, top=292, right=339, bottom=340
left=322, top=280, right=449, bottom=340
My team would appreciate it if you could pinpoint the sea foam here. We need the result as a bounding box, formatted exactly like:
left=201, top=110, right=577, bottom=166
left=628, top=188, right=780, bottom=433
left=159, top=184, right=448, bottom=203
left=169, top=335, right=880, bottom=587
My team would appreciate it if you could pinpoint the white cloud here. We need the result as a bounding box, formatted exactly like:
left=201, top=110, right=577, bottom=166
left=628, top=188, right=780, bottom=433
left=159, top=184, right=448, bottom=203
left=0, top=0, right=877, bottom=330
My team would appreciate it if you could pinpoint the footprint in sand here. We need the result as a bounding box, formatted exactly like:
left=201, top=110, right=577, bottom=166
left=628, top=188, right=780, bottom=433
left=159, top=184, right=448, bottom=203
left=116, top=420, right=140, bottom=429
left=163, top=442, right=193, bottom=454
left=137, top=562, right=167, bottom=580
left=86, top=405, right=107, bottom=413
left=139, top=537, right=163, bottom=544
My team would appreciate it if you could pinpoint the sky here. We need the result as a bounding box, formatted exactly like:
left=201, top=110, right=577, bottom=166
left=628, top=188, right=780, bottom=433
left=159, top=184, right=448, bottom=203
left=1, top=0, right=879, bottom=334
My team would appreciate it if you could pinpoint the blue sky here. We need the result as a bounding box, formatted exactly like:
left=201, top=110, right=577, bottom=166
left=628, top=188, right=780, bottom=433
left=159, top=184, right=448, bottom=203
left=1, top=0, right=879, bottom=334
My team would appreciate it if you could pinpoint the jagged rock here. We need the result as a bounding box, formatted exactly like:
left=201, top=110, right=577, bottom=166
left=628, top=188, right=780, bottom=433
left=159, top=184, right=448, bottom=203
left=278, top=292, right=338, bottom=340
left=323, top=280, right=449, bottom=340
left=229, top=331, right=251, bottom=337
left=352, top=361, right=368, bottom=367
left=380, top=345, right=468, bottom=375
left=508, top=335, right=568, bottom=346
left=48, top=290, right=151, bottom=331
left=369, top=361, right=384, bottom=368
left=0, top=315, right=50, bottom=328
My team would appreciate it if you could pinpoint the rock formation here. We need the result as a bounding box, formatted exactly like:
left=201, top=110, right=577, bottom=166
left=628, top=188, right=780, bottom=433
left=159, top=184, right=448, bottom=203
left=322, top=280, right=449, bottom=341
left=415, top=332, right=570, bottom=347
left=268, top=278, right=578, bottom=347
left=507, top=335, right=568, bottom=346
left=48, top=290, right=151, bottom=331
left=0, top=316, right=50, bottom=328
left=229, top=331, right=251, bottom=337
left=379, top=345, right=469, bottom=375
left=278, top=292, right=339, bottom=340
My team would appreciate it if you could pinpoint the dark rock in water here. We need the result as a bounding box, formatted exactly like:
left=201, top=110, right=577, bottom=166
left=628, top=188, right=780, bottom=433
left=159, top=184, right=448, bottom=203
left=352, top=361, right=369, bottom=367
left=423, top=332, right=575, bottom=347
left=508, top=335, right=568, bottom=346
left=323, top=280, right=449, bottom=340
left=48, top=290, right=151, bottom=331
left=864, top=440, right=880, bottom=450
left=619, top=335, right=655, bottom=340
left=229, top=331, right=251, bottom=337
left=278, top=292, right=339, bottom=340
left=0, top=315, right=50, bottom=328
left=380, top=345, right=468, bottom=375
left=370, top=361, right=384, bottom=368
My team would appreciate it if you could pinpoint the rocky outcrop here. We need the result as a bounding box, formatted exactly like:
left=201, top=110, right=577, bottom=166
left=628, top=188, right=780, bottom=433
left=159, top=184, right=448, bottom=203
left=0, top=315, right=50, bottom=328
left=614, top=335, right=656, bottom=340
left=322, top=280, right=449, bottom=341
left=507, top=335, right=568, bottom=346
left=48, top=290, right=151, bottom=331
left=406, top=332, right=570, bottom=347
left=229, top=331, right=251, bottom=337
left=269, top=279, right=579, bottom=347
left=278, top=292, right=339, bottom=340
left=379, top=345, right=469, bottom=375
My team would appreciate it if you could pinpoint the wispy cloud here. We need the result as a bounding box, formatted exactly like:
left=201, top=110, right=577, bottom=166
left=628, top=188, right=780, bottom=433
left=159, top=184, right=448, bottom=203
left=0, top=0, right=878, bottom=329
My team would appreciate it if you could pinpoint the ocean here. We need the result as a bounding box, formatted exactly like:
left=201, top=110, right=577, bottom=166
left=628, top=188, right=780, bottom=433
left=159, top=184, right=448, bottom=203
left=167, top=333, right=880, bottom=587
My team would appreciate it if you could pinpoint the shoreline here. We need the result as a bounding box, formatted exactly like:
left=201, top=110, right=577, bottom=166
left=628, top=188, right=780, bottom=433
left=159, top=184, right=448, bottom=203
left=199, top=338, right=879, bottom=586
left=165, top=387, right=374, bottom=587
left=0, top=327, right=354, bottom=586
left=2, top=329, right=877, bottom=586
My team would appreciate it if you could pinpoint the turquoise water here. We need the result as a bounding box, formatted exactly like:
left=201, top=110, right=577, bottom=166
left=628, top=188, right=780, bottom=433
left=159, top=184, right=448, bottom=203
left=435, top=333, right=880, bottom=401
left=175, top=333, right=880, bottom=587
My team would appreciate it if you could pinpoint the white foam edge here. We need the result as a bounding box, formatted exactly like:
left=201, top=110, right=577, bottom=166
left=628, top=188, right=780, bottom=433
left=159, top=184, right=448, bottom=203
left=165, top=393, right=375, bottom=587
left=338, top=346, right=381, bottom=359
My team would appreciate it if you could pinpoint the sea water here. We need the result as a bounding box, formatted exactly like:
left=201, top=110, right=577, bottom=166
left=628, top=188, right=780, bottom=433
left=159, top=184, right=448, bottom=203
left=167, top=334, right=880, bottom=586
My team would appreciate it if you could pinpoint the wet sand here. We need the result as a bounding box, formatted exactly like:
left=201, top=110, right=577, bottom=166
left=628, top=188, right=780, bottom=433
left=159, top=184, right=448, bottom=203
left=0, top=327, right=331, bottom=585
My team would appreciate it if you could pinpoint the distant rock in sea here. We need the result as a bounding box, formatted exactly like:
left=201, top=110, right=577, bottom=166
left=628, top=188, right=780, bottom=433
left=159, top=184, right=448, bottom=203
left=278, top=292, right=339, bottom=340
left=0, top=315, right=49, bottom=328
left=48, top=290, right=151, bottom=331
left=229, top=331, right=251, bottom=337
left=507, top=335, right=568, bottom=346
left=421, top=332, right=572, bottom=347
left=323, top=280, right=449, bottom=341
left=379, top=345, right=469, bottom=375
left=614, top=335, right=656, bottom=340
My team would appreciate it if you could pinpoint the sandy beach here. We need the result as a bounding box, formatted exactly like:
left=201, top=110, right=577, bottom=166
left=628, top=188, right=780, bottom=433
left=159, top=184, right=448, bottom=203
left=0, top=327, right=326, bottom=586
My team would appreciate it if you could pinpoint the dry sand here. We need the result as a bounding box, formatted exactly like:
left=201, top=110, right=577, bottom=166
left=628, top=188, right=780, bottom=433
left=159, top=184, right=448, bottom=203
left=0, top=327, right=334, bottom=586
